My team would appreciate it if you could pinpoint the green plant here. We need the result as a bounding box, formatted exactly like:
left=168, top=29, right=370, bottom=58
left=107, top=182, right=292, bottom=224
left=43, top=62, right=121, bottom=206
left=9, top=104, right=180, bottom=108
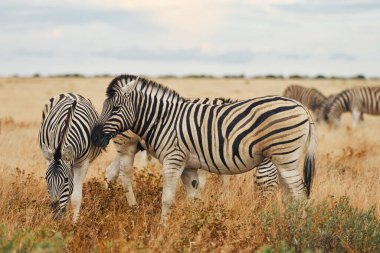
left=0, top=225, right=69, bottom=253
left=259, top=197, right=380, bottom=252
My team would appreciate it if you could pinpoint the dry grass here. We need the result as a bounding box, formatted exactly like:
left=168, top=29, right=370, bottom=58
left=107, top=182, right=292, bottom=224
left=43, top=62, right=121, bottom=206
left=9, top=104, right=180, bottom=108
left=0, top=77, right=379, bottom=252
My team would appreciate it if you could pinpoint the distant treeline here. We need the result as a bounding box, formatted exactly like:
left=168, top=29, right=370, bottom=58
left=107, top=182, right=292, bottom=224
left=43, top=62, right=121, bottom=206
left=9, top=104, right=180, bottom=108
left=10, top=73, right=378, bottom=80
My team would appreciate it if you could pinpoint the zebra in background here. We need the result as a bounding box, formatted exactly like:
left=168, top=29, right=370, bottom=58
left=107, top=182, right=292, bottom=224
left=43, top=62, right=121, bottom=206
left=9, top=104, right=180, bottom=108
left=104, top=98, right=280, bottom=207
left=39, top=93, right=102, bottom=222
left=92, top=75, right=316, bottom=219
left=283, top=84, right=327, bottom=122
left=326, top=86, right=379, bottom=127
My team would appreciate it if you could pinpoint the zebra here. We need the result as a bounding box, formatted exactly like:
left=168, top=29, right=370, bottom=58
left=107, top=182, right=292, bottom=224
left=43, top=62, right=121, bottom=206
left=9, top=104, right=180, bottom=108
left=283, top=84, right=327, bottom=122
left=104, top=97, right=280, bottom=207
left=38, top=93, right=102, bottom=222
left=92, top=75, right=316, bottom=219
left=325, top=87, right=378, bottom=127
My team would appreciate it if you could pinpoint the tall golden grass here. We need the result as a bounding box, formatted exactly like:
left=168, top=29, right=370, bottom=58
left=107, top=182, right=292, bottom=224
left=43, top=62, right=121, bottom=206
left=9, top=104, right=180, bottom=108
left=0, top=77, right=379, bottom=252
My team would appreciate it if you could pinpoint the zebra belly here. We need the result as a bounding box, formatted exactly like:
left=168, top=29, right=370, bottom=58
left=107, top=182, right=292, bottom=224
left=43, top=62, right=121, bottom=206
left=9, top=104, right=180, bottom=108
left=186, top=153, right=263, bottom=175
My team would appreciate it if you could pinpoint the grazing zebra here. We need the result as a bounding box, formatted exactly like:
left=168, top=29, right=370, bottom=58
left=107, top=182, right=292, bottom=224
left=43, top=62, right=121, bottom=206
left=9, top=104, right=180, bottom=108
left=92, top=75, right=316, bottom=219
left=283, top=85, right=327, bottom=122
left=38, top=93, right=101, bottom=222
left=325, top=87, right=378, bottom=127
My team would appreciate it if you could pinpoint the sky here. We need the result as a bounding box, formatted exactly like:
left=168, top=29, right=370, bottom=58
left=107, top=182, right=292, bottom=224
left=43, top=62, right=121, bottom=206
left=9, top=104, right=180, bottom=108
left=1, top=0, right=379, bottom=77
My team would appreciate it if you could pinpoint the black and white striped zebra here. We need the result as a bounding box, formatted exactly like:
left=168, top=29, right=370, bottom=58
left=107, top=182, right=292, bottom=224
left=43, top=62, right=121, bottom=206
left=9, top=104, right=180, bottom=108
left=38, top=93, right=101, bottom=222
left=325, top=87, right=379, bottom=127
left=283, top=84, right=327, bottom=122
left=104, top=97, right=280, bottom=206
left=92, top=75, right=316, bottom=219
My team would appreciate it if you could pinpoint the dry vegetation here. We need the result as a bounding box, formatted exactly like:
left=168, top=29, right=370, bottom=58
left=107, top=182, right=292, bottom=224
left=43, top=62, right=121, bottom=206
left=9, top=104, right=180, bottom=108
left=0, top=77, right=379, bottom=252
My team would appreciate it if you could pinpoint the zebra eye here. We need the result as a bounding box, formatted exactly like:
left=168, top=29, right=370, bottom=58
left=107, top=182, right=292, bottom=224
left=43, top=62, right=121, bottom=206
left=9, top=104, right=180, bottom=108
left=113, top=105, right=122, bottom=111
left=64, top=178, right=69, bottom=183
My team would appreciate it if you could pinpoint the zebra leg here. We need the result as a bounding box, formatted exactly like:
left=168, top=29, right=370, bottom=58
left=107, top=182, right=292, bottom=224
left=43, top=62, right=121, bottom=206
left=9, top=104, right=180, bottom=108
left=352, top=108, right=362, bottom=128
left=71, top=160, right=89, bottom=223
left=105, top=153, right=120, bottom=188
left=254, top=159, right=279, bottom=197
left=142, top=150, right=155, bottom=169
left=119, top=143, right=138, bottom=207
left=197, top=169, right=208, bottom=191
left=181, top=168, right=200, bottom=201
left=271, top=159, right=306, bottom=199
left=161, top=155, right=185, bottom=221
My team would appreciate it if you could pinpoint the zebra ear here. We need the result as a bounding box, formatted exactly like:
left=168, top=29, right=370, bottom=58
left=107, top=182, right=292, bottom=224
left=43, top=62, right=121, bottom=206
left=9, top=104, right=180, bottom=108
left=121, top=77, right=139, bottom=95
left=42, top=144, right=53, bottom=160
left=62, top=145, right=74, bottom=163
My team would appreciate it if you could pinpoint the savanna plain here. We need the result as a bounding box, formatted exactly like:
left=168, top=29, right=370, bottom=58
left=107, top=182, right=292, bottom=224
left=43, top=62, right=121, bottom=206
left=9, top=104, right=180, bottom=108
left=0, top=77, right=379, bottom=252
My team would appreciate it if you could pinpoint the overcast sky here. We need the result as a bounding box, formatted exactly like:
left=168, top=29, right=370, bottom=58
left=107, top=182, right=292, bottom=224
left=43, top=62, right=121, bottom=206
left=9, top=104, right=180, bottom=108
left=1, top=0, right=379, bottom=77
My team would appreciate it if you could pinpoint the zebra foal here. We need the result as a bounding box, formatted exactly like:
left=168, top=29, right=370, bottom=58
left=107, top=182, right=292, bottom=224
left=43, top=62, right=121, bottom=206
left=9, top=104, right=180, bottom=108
left=38, top=93, right=101, bottom=222
left=283, top=84, right=327, bottom=122
left=326, top=86, right=379, bottom=127
left=92, top=75, right=316, bottom=219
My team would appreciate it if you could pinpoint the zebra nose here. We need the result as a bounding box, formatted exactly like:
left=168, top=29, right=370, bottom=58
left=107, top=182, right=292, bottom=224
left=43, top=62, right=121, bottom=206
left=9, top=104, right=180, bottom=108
left=91, top=124, right=108, bottom=147
left=50, top=201, right=59, bottom=211
left=191, top=180, right=198, bottom=189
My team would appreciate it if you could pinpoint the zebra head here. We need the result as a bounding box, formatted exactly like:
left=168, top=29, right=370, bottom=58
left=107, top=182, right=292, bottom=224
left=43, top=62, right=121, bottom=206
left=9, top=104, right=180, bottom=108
left=325, top=95, right=344, bottom=127
left=43, top=144, right=74, bottom=218
left=92, top=76, right=139, bottom=148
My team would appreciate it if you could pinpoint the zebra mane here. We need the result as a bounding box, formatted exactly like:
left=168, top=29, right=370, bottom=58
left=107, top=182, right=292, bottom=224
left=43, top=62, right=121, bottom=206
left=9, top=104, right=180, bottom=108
left=106, top=74, right=184, bottom=101
left=331, top=89, right=351, bottom=104
left=215, top=97, right=238, bottom=104
left=54, top=99, right=77, bottom=160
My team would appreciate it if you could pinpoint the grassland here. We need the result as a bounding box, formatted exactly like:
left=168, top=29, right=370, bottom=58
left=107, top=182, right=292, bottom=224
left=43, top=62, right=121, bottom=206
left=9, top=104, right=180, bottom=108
left=0, top=77, right=379, bottom=252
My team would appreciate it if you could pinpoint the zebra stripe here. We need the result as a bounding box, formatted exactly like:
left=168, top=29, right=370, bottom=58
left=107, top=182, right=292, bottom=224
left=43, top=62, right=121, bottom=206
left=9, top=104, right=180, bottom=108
left=283, top=84, right=327, bottom=122
left=92, top=75, right=316, bottom=219
left=254, top=158, right=279, bottom=196
left=326, top=86, right=379, bottom=127
left=39, top=93, right=101, bottom=222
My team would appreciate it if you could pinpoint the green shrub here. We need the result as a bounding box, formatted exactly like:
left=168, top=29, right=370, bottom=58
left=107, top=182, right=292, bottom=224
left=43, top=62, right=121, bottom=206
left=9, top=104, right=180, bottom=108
left=259, top=197, right=380, bottom=252
left=0, top=225, right=69, bottom=253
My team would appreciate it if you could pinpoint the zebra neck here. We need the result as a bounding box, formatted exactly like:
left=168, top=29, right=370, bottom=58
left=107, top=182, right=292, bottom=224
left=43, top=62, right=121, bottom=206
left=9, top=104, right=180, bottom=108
left=131, top=94, right=183, bottom=150
left=339, top=91, right=353, bottom=112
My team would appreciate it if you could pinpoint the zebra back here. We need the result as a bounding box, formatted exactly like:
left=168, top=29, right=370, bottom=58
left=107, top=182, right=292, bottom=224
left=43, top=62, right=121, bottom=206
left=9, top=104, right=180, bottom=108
left=283, top=85, right=326, bottom=109
left=39, top=93, right=101, bottom=165
left=352, top=86, right=380, bottom=114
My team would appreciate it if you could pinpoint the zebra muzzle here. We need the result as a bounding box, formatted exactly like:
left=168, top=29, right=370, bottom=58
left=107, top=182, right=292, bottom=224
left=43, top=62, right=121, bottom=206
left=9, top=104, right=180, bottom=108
left=91, top=124, right=111, bottom=148
left=51, top=201, right=66, bottom=220
left=50, top=200, right=59, bottom=211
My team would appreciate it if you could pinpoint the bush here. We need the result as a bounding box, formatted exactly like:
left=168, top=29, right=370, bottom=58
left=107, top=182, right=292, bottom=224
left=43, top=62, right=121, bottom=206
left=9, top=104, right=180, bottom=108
left=352, top=74, right=366, bottom=80
left=0, top=225, right=69, bottom=253
left=288, top=74, right=305, bottom=79
left=223, top=74, right=245, bottom=79
left=259, top=197, right=380, bottom=252
left=314, top=75, right=326, bottom=79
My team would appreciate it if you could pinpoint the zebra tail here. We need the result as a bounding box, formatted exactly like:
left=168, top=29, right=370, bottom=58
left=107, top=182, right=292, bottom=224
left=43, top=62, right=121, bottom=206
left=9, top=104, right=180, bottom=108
left=303, top=117, right=317, bottom=197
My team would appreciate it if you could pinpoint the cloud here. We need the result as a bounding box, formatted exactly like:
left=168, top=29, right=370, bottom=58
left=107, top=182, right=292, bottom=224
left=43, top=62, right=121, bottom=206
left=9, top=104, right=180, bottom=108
left=92, top=47, right=312, bottom=64
left=273, top=0, right=380, bottom=14
left=330, top=53, right=356, bottom=61
left=0, top=0, right=379, bottom=76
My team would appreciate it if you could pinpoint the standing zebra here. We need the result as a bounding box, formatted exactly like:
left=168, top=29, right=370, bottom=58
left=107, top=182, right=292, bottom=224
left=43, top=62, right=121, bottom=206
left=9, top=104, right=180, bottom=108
left=92, top=75, right=316, bottom=219
left=283, top=84, right=327, bottom=122
left=104, top=97, right=280, bottom=207
left=325, top=87, right=378, bottom=127
left=39, top=93, right=102, bottom=222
